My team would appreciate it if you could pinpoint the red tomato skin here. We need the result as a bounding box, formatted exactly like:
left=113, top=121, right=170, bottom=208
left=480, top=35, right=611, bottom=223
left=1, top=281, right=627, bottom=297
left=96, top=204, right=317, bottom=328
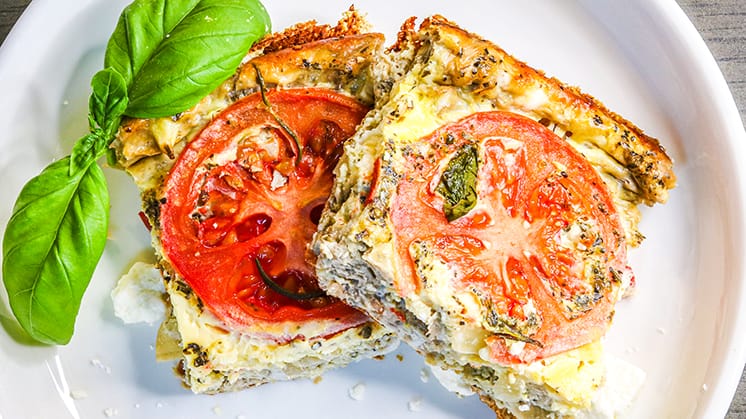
left=387, top=111, right=628, bottom=364
left=161, top=89, right=371, bottom=334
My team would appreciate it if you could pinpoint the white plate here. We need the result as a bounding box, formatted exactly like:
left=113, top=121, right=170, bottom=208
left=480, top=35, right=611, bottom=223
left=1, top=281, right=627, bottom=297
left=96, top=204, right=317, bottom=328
left=1, top=0, right=745, bottom=418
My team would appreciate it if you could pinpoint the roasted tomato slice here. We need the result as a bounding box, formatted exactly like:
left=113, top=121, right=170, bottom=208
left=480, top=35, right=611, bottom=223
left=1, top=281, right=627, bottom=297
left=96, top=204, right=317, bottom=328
left=389, top=111, right=629, bottom=364
left=161, top=88, right=369, bottom=331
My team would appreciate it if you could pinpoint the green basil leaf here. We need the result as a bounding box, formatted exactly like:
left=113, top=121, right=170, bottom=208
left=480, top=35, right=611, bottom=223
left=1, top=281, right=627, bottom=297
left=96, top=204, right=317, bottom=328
left=437, top=143, right=479, bottom=222
left=69, top=133, right=103, bottom=175
left=89, top=68, right=128, bottom=139
left=2, top=157, right=109, bottom=344
left=105, top=0, right=271, bottom=118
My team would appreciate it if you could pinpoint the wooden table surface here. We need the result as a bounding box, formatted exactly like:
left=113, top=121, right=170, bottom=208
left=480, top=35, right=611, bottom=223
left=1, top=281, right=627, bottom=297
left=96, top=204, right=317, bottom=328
left=1, top=0, right=744, bottom=417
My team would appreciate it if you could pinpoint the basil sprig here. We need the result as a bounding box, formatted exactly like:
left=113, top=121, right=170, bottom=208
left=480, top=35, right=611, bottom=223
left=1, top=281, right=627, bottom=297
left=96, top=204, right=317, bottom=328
left=437, top=143, right=480, bottom=222
left=2, top=0, right=270, bottom=345
left=70, top=68, right=129, bottom=175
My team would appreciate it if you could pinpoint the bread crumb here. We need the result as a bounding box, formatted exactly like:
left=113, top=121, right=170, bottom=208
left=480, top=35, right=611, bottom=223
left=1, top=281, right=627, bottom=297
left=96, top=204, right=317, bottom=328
left=70, top=390, right=88, bottom=400
left=624, top=346, right=638, bottom=355
left=103, top=408, right=118, bottom=417
left=396, top=354, right=404, bottom=362
left=212, top=405, right=223, bottom=415
left=419, top=368, right=430, bottom=383
left=407, top=396, right=423, bottom=412
left=313, top=376, right=323, bottom=384
left=348, top=382, right=366, bottom=401
left=90, top=358, right=112, bottom=374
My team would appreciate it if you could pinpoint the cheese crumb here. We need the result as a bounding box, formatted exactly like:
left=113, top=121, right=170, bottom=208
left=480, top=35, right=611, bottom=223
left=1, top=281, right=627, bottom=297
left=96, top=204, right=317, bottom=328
left=70, top=390, right=88, bottom=400
left=407, top=396, right=423, bottom=412
left=588, top=356, right=646, bottom=416
left=270, top=170, right=287, bottom=190
left=111, top=262, right=166, bottom=325
left=90, top=358, right=112, bottom=374
left=348, top=382, right=366, bottom=401
left=419, top=367, right=430, bottom=383
left=508, top=341, right=526, bottom=356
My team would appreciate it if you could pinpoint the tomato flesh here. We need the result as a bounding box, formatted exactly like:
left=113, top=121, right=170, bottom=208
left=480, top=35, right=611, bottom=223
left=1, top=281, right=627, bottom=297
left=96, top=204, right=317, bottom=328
left=389, top=112, right=628, bottom=364
left=161, top=89, right=370, bottom=332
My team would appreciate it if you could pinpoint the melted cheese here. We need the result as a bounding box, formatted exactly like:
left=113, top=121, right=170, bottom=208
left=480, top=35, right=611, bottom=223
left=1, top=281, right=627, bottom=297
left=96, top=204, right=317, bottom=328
left=314, top=17, right=656, bottom=418
left=167, top=278, right=396, bottom=393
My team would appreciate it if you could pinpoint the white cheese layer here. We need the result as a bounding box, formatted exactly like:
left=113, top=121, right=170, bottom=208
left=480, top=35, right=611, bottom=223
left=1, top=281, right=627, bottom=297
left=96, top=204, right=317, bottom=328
left=166, top=277, right=397, bottom=394
left=111, top=262, right=166, bottom=325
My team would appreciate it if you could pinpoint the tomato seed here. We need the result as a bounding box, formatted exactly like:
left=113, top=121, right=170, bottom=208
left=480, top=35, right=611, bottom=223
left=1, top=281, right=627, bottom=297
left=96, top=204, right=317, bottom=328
left=235, top=213, right=273, bottom=242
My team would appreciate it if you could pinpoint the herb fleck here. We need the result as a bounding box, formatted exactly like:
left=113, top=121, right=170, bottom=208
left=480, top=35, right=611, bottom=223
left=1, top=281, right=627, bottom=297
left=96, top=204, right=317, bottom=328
left=437, top=143, right=479, bottom=222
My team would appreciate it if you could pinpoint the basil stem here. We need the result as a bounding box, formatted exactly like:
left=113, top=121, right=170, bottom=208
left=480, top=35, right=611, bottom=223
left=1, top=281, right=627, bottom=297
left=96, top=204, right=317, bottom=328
left=70, top=68, right=129, bottom=175
left=253, top=64, right=303, bottom=164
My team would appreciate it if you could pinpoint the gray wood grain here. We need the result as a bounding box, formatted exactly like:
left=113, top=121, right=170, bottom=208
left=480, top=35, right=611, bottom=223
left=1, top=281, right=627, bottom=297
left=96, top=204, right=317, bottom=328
left=1, top=0, right=745, bottom=417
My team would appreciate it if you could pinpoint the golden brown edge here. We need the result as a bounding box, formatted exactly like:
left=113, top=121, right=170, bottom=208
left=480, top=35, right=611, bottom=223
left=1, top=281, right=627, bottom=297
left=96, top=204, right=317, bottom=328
left=392, top=14, right=676, bottom=206
left=250, top=5, right=371, bottom=54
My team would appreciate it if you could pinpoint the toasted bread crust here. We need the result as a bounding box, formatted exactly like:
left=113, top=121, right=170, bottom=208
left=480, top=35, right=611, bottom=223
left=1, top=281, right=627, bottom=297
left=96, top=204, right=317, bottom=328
left=251, top=6, right=371, bottom=54
left=478, top=395, right=516, bottom=419
left=234, top=33, right=384, bottom=106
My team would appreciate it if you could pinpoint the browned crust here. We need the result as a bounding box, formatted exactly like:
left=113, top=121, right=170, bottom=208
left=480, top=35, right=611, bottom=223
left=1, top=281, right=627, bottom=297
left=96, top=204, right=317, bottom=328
left=387, top=16, right=418, bottom=53
left=478, top=394, right=516, bottom=419
left=415, top=15, right=676, bottom=205
left=251, top=6, right=370, bottom=54
left=234, top=32, right=384, bottom=105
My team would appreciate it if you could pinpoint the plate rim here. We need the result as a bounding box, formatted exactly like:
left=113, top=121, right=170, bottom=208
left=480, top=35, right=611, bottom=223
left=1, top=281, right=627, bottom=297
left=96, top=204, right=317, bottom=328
left=1, top=0, right=745, bottom=417
left=644, top=0, right=746, bottom=417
